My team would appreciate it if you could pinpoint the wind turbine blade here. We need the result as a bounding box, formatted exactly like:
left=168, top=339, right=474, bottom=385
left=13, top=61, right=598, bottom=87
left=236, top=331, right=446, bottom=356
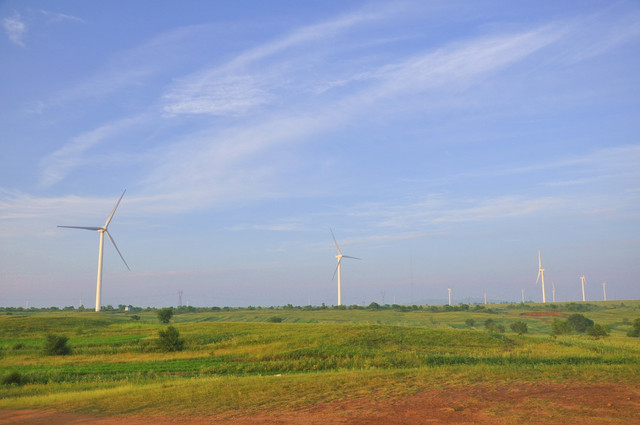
left=538, top=251, right=542, bottom=268
left=105, top=230, right=130, bottom=271
left=58, top=225, right=103, bottom=231
left=536, top=271, right=541, bottom=285
left=330, top=228, right=342, bottom=255
left=342, top=255, right=361, bottom=260
left=332, top=258, right=341, bottom=280
left=104, top=190, right=126, bottom=228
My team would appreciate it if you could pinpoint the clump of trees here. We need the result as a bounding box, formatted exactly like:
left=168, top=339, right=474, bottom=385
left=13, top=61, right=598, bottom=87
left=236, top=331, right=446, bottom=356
left=157, top=326, right=184, bottom=352
left=43, top=334, right=72, bottom=356
left=551, top=314, right=609, bottom=338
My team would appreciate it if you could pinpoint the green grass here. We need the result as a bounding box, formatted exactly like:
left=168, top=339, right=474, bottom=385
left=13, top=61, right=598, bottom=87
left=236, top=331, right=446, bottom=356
left=0, top=300, right=639, bottom=416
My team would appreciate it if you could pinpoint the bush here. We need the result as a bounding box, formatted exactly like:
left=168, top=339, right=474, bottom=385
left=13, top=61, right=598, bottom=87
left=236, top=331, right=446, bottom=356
left=484, top=319, right=495, bottom=330
left=550, top=318, right=570, bottom=335
left=510, top=321, right=528, bottom=335
left=157, top=326, right=184, bottom=352
left=157, top=307, right=174, bottom=324
left=465, top=318, right=475, bottom=327
left=484, top=319, right=504, bottom=333
left=267, top=316, right=283, bottom=323
left=566, top=314, right=594, bottom=333
left=43, top=334, right=72, bottom=356
left=586, top=324, right=609, bottom=339
left=1, top=371, right=24, bottom=386
left=130, top=314, right=140, bottom=321
left=627, top=318, right=640, bottom=337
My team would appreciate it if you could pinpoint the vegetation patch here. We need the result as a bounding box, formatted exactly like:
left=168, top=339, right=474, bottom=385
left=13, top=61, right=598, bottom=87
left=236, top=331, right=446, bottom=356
left=0, top=301, right=638, bottom=417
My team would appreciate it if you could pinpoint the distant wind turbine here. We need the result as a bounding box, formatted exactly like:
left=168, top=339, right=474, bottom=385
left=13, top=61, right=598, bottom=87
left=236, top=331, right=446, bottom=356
left=580, top=274, right=586, bottom=302
left=551, top=281, right=556, bottom=303
left=602, top=281, right=607, bottom=302
left=536, top=251, right=546, bottom=303
left=331, top=229, right=360, bottom=306
left=58, top=190, right=130, bottom=312
left=448, top=288, right=451, bottom=306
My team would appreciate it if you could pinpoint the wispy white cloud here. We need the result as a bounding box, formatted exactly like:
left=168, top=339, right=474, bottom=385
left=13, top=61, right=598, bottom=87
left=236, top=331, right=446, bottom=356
left=38, top=115, right=146, bottom=188
left=162, top=75, right=269, bottom=117
left=148, top=22, right=572, bottom=211
left=160, top=6, right=389, bottom=117
left=3, top=12, right=26, bottom=46
left=39, top=9, right=85, bottom=24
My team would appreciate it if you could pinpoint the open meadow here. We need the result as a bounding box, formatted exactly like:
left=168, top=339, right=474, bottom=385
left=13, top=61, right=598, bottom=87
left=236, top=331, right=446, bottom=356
left=1, top=301, right=640, bottom=424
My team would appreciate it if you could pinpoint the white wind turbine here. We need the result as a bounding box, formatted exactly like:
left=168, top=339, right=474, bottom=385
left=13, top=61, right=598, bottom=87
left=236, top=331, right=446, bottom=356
left=580, top=274, right=586, bottom=302
left=58, top=190, right=130, bottom=312
left=536, top=251, right=546, bottom=303
left=602, top=281, right=607, bottom=302
left=551, top=281, right=556, bottom=303
left=331, top=229, right=360, bottom=306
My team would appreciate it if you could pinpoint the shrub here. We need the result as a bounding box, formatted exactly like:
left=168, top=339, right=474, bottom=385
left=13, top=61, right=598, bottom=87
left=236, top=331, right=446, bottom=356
left=484, top=319, right=504, bottom=333
left=465, top=318, right=475, bottom=327
left=510, top=321, right=528, bottom=335
left=484, top=318, right=495, bottom=330
left=43, top=334, right=72, bottom=356
left=157, top=307, right=174, bottom=324
left=157, top=326, right=184, bottom=352
left=130, top=314, right=141, bottom=321
left=1, top=371, right=24, bottom=386
left=627, top=318, right=640, bottom=337
left=551, top=318, right=571, bottom=336
left=586, top=324, right=609, bottom=339
left=566, top=314, right=594, bottom=333
left=267, top=316, right=283, bottom=323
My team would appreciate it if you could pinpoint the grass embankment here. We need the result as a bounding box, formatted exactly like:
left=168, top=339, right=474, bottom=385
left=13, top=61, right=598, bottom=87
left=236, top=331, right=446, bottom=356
left=0, top=301, right=639, bottom=416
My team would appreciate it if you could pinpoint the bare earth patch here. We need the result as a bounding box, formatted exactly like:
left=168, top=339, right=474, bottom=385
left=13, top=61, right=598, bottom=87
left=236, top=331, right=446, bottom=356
left=1, top=382, right=639, bottom=425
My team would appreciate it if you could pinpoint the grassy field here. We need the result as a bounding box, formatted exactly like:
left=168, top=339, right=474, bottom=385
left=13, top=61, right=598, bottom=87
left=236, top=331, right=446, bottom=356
left=0, top=301, right=639, bottom=417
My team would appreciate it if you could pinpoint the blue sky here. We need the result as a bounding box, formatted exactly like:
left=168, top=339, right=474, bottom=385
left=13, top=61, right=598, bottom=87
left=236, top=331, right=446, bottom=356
left=1, top=1, right=639, bottom=308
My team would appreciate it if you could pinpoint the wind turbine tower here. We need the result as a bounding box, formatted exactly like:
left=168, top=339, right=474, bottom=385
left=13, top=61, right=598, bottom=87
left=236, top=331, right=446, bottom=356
left=602, top=282, right=607, bottom=302
left=58, top=190, right=130, bottom=312
left=521, top=289, right=525, bottom=303
left=536, top=251, right=546, bottom=303
left=331, top=229, right=360, bottom=306
left=552, top=281, right=556, bottom=303
left=448, top=288, right=451, bottom=306
left=580, top=275, right=586, bottom=302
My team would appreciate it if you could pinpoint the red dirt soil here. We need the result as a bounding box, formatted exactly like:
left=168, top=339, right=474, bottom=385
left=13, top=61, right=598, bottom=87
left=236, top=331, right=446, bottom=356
left=1, top=382, right=639, bottom=425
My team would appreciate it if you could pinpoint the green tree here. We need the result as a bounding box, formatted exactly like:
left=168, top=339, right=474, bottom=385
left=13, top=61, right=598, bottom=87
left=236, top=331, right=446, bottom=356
left=157, top=326, right=184, bottom=352
left=551, top=318, right=572, bottom=336
left=627, top=318, right=640, bottom=337
left=465, top=318, right=475, bottom=327
left=43, top=334, right=72, bottom=356
left=586, top=324, right=609, bottom=339
left=567, top=314, right=594, bottom=333
left=510, top=321, right=529, bottom=335
left=484, top=318, right=495, bottom=330
left=157, top=307, right=174, bottom=324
